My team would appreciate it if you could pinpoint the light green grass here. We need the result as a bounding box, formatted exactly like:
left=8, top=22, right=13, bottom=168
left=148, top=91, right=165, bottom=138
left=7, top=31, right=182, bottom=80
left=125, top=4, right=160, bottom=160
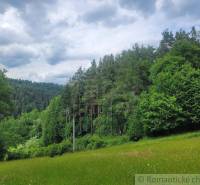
left=1, top=132, right=200, bottom=185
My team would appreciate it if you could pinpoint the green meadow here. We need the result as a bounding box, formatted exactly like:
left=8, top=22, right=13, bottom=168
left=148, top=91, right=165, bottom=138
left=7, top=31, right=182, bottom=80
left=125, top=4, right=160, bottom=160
left=0, top=132, right=200, bottom=185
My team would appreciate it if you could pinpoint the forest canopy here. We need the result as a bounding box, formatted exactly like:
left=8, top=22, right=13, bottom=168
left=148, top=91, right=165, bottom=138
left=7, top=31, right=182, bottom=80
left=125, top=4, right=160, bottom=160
left=0, top=27, right=199, bottom=160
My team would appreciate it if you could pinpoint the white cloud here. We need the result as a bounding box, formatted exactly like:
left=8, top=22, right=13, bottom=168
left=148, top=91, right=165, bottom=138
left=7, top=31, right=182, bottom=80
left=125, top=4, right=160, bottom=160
left=0, top=0, right=200, bottom=84
left=0, top=7, right=32, bottom=44
left=6, top=58, right=91, bottom=84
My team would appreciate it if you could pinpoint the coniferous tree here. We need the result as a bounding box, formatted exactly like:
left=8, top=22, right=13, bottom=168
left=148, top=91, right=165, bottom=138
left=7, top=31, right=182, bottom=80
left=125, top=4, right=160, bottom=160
left=0, top=70, right=12, bottom=120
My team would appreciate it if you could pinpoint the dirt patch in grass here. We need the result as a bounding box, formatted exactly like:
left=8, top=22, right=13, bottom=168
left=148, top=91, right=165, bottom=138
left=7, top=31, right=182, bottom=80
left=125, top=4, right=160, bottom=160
left=119, top=150, right=153, bottom=158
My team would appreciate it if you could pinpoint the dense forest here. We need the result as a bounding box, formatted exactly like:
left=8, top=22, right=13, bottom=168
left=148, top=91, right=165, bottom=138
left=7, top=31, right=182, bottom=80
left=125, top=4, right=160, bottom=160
left=8, top=79, right=63, bottom=116
left=0, top=27, right=199, bottom=160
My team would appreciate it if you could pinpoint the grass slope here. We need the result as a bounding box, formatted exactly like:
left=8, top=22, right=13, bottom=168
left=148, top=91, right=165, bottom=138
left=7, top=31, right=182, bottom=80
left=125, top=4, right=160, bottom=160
left=1, top=132, right=200, bottom=185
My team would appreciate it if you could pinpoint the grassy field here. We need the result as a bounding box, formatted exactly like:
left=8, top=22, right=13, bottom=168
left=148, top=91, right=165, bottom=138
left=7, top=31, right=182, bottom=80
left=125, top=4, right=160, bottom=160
left=1, top=132, right=200, bottom=185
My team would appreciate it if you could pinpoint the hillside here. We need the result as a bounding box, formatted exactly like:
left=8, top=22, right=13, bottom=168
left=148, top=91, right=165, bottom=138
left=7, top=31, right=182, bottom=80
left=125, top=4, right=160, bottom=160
left=0, top=132, right=200, bottom=185
left=0, top=28, right=199, bottom=161
left=8, top=79, right=63, bottom=115
left=0, top=2, right=200, bottom=185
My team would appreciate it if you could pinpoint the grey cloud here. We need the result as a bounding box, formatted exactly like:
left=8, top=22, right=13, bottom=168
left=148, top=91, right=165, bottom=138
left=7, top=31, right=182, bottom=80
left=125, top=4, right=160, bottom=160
left=0, top=0, right=25, bottom=9
left=22, top=2, right=53, bottom=38
left=83, top=4, right=117, bottom=23
left=103, top=15, right=136, bottom=27
left=0, top=0, right=56, bottom=39
left=82, top=4, right=135, bottom=27
left=0, top=28, right=31, bottom=45
left=1, top=0, right=199, bottom=85
left=44, top=72, right=72, bottom=84
left=0, top=0, right=54, bottom=11
left=47, top=44, right=67, bottom=65
left=0, top=0, right=24, bottom=12
left=0, top=45, right=38, bottom=68
left=64, top=54, right=94, bottom=62
left=161, top=0, right=200, bottom=19
left=47, top=42, right=95, bottom=65
left=118, top=0, right=156, bottom=16
left=0, top=30, right=19, bottom=45
left=48, top=49, right=95, bottom=65
left=53, top=73, right=69, bottom=79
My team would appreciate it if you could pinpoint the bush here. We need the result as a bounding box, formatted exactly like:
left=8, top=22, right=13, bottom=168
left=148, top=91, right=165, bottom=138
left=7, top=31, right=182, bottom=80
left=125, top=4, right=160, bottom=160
left=32, top=147, right=46, bottom=158
left=76, top=135, right=90, bottom=151
left=76, top=135, right=106, bottom=151
left=45, top=140, right=72, bottom=157
left=46, top=144, right=61, bottom=157
left=59, top=140, right=72, bottom=154
left=6, top=145, right=30, bottom=160
left=127, top=114, right=143, bottom=141
left=87, top=135, right=106, bottom=150
left=104, top=136, right=129, bottom=146
left=5, top=135, right=130, bottom=161
left=136, top=91, right=184, bottom=136
left=6, top=138, right=72, bottom=160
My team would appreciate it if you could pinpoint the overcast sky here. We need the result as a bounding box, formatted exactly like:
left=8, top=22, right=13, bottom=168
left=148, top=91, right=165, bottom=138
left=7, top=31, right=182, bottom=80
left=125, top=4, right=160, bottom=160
left=0, top=0, right=200, bottom=84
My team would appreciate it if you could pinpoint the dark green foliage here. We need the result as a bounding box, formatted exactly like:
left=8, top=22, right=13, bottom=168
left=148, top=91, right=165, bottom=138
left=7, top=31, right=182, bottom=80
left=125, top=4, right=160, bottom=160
left=157, top=29, right=175, bottom=57
left=9, top=79, right=63, bottom=116
left=0, top=135, right=6, bottom=160
left=61, top=45, right=155, bottom=138
left=42, top=27, right=200, bottom=143
left=127, top=113, right=143, bottom=141
left=170, top=40, right=200, bottom=68
left=76, top=135, right=128, bottom=151
left=0, top=110, right=42, bottom=148
left=130, top=28, right=200, bottom=138
left=76, top=135, right=106, bottom=151
left=104, top=135, right=129, bottom=146
left=1, top=27, right=200, bottom=160
left=0, top=70, right=12, bottom=120
left=152, top=63, right=200, bottom=126
left=6, top=139, right=72, bottom=160
left=151, top=39, right=200, bottom=130
left=93, top=114, right=112, bottom=136
left=136, top=91, right=184, bottom=136
left=46, top=140, right=72, bottom=157
left=42, top=96, right=66, bottom=145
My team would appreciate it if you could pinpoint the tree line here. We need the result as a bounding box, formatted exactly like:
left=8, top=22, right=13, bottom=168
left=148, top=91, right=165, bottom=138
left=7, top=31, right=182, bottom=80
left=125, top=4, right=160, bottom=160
left=9, top=79, right=63, bottom=116
left=0, top=27, right=199, bottom=160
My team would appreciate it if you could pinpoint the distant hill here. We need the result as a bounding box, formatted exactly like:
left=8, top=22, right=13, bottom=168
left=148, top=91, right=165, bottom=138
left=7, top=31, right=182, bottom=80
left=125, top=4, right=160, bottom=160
left=8, top=79, right=63, bottom=116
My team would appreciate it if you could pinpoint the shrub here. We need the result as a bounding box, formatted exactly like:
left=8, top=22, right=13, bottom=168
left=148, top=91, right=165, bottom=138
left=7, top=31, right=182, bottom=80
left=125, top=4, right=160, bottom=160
left=46, top=140, right=72, bottom=157
left=104, top=136, right=129, bottom=146
left=6, top=145, right=30, bottom=160
left=6, top=138, right=72, bottom=160
left=46, top=144, right=61, bottom=157
left=87, top=135, right=106, bottom=150
left=59, top=140, right=72, bottom=154
left=76, top=135, right=106, bottom=151
left=137, top=91, right=184, bottom=136
left=127, top=114, right=143, bottom=141
left=76, top=135, right=90, bottom=151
